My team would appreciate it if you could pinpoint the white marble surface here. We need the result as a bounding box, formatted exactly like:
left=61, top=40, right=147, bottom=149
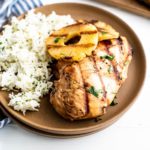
left=0, top=0, right=150, bottom=150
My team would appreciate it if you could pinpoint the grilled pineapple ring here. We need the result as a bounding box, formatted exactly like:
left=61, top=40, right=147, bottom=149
left=91, top=21, right=119, bottom=41
left=78, top=20, right=119, bottom=41
left=46, top=23, right=98, bottom=61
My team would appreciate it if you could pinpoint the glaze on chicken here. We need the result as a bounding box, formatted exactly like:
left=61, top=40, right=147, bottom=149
left=50, top=36, right=132, bottom=120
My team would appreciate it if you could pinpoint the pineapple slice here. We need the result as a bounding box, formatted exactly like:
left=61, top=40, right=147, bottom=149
left=92, top=21, right=119, bottom=41
left=78, top=20, right=119, bottom=41
left=46, top=23, right=98, bottom=61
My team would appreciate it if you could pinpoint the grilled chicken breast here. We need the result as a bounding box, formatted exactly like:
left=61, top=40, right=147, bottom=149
left=50, top=36, right=132, bottom=120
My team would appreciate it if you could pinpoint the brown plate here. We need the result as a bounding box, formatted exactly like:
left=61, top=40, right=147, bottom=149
left=0, top=105, right=96, bottom=138
left=0, top=3, right=146, bottom=135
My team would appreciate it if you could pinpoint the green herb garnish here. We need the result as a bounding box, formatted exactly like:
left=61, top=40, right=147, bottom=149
left=100, top=55, right=114, bottom=61
left=125, top=61, right=129, bottom=65
left=87, top=86, right=99, bottom=98
left=54, top=37, right=60, bottom=43
left=110, top=97, right=118, bottom=106
left=60, top=52, right=66, bottom=56
left=101, top=31, right=108, bottom=35
left=0, top=42, right=2, bottom=45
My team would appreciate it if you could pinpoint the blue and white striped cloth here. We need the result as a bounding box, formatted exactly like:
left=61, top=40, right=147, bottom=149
left=0, top=117, right=11, bottom=128
left=0, top=0, right=43, bottom=27
left=0, top=0, right=43, bottom=128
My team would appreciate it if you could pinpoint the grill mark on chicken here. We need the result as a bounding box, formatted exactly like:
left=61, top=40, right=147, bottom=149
left=102, top=40, right=121, bottom=83
left=104, top=37, right=132, bottom=84
left=106, top=49, right=121, bottom=82
left=91, top=55, right=109, bottom=113
left=92, top=55, right=107, bottom=99
left=117, top=37, right=132, bottom=55
left=119, top=37, right=132, bottom=62
left=92, top=45, right=119, bottom=106
left=64, top=63, right=89, bottom=116
left=79, top=57, right=106, bottom=118
left=50, top=61, right=89, bottom=120
left=117, top=37, right=123, bottom=47
left=116, top=37, right=132, bottom=81
left=78, top=63, right=89, bottom=114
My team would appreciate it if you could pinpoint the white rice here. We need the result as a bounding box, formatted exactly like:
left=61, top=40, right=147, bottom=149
left=0, top=11, right=74, bottom=114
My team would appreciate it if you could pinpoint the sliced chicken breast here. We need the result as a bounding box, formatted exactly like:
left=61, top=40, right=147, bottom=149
left=50, top=36, right=132, bottom=120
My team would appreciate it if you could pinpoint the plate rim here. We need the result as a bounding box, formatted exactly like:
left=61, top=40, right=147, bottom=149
left=0, top=2, right=146, bottom=135
left=0, top=105, right=97, bottom=138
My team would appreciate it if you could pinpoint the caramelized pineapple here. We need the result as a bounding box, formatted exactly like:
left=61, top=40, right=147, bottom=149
left=92, top=21, right=119, bottom=41
left=46, top=23, right=98, bottom=61
left=78, top=20, right=119, bottom=41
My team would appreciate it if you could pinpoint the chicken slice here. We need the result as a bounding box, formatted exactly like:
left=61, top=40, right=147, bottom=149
left=93, top=42, right=120, bottom=105
left=106, top=37, right=132, bottom=83
left=50, top=61, right=87, bottom=120
left=79, top=57, right=107, bottom=119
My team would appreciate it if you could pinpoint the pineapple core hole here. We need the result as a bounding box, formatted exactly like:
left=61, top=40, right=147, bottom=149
left=65, top=35, right=81, bottom=45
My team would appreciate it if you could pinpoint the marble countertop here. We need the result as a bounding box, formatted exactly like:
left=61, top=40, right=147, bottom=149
left=0, top=0, right=150, bottom=150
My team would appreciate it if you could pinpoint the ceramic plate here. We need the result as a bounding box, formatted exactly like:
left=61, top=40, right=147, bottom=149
left=0, top=105, right=96, bottom=138
left=0, top=2, right=146, bottom=135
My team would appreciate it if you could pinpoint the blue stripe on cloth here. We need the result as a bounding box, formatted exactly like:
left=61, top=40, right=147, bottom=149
left=0, top=118, right=12, bottom=129
left=22, top=0, right=32, bottom=10
left=38, top=0, right=43, bottom=6
left=0, top=0, right=43, bottom=128
left=15, top=3, right=24, bottom=15
left=30, top=0, right=38, bottom=8
left=0, top=0, right=43, bottom=26
left=18, top=0, right=27, bottom=13
left=12, top=5, right=20, bottom=16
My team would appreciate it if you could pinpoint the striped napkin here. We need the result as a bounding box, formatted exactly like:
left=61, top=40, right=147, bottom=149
left=0, top=0, right=43, bottom=128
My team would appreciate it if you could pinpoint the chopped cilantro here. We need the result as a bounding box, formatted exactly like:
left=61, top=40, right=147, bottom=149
left=110, top=97, right=118, bottom=106
left=87, top=86, right=100, bottom=98
left=100, top=55, right=114, bottom=61
left=0, top=42, right=2, bottom=45
left=54, top=37, right=60, bottom=43
left=60, top=52, right=66, bottom=56
left=101, top=31, right=108, bottom=35
left=125, top=61, right=129, bottom=65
